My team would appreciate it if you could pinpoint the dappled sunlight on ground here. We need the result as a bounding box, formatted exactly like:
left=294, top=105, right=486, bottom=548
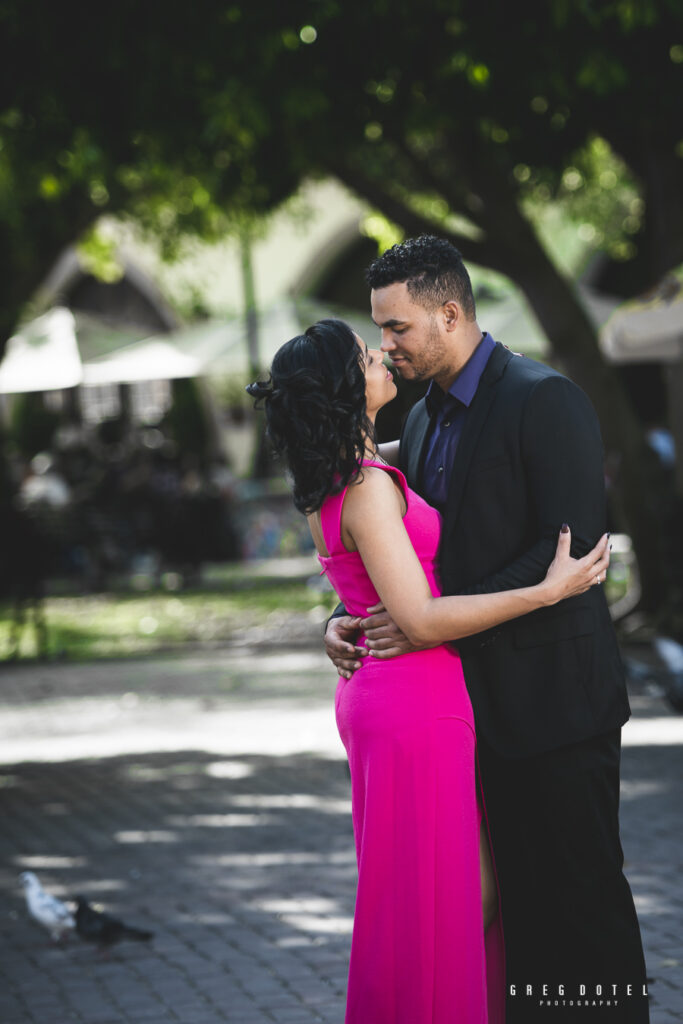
left=0, top=650, right=680, bottom=1022
left=1, top=749, right=356, bottom=1022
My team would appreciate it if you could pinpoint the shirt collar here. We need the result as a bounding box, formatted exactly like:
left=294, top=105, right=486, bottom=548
left=426, top=332, right=496, bottom=415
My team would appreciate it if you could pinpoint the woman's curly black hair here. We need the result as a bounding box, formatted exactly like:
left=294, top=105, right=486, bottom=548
left=246, top=319, right=374, bottom=514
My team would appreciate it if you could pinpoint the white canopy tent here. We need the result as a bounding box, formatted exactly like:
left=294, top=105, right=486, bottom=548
left=83, top=337, right=207, bottom=386
left=79, top=303, right=308, bottom=385
left=0, top=301, right=356, bottom=394
left=0, top=308, right=83, bottom=393
left=600, top=281, right=683, bottom=363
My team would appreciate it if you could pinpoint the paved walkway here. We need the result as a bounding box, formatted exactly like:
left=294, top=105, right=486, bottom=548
left=0, top=647, right=681, bottom=1024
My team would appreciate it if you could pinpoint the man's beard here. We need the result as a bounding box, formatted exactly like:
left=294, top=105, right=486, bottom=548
left=398, top=317, right=446, bottom=381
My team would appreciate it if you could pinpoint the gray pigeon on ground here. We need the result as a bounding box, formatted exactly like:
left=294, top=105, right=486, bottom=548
left=19, top=871, right=75, bottom=942
left=74, top=896, right=154, bottom=948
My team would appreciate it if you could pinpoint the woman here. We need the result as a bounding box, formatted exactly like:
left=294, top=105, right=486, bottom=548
left=248, top=319, right=609, bottom=1024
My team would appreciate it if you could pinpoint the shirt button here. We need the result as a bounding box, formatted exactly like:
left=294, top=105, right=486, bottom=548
left=437, top=466, right=444, bottom=474
left=443, top=420, right=451, bottom=428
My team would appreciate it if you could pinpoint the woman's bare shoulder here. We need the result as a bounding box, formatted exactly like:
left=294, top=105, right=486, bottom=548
left=344, top=465, right=404, bottom=515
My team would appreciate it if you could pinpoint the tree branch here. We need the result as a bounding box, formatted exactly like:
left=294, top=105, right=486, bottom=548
left=333, top=163, right=509, bottom=273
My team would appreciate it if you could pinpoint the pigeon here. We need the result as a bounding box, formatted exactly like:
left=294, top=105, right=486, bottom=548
left=73, top=896, right=154, bottom=948
left=19, top=871, right=75, bottom=942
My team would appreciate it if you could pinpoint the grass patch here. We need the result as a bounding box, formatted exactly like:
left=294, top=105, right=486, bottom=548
left=0, top=580, right=338, bottom=662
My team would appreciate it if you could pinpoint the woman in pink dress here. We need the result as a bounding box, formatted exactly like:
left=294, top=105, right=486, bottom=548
left=248, top=319, right=609, bottom=1024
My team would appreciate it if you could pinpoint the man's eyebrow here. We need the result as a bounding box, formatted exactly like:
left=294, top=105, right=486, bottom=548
left=374, top=317, right=406, bottom=328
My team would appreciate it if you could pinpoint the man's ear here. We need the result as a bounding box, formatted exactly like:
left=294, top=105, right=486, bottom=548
left=442, top=300, right=460, bottom=331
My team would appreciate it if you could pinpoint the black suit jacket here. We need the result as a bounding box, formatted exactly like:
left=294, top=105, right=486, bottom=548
left=400, top=342, right=630, bottom=757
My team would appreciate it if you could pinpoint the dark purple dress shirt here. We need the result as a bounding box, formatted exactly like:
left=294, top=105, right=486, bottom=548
left=422, top=332, right=497, bottom=511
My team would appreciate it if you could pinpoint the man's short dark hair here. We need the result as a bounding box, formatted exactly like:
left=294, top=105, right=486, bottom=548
left=365, top=235, right=476, bottom=319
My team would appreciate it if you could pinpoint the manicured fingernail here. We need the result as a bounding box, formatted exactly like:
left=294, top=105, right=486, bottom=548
left=561, top=523, right=569, bottom=533
left=354, top=662, right=360, bottom=669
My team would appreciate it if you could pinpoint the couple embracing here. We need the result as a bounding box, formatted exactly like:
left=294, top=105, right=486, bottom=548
left=249, top=235, right=648, bottom=1023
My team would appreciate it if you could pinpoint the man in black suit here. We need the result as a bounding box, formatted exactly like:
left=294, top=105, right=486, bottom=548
left=325, top=236, right=648, bottom=1021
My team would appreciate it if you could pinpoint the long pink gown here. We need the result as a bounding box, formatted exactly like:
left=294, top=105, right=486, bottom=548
left=318, top=461, right=505, bottom=1024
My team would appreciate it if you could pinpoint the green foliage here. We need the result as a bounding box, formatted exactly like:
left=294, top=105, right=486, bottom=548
left=0, top=0, right=681, bottom=345
left=9, top=393, right=60, bottom=458
left=359, top=213, right=404, bottom=255
left=0, top=0, right=304, bottom=342
left=77, top=225, right=125, bottom=283
left=520, top=137, right=643, bottom=268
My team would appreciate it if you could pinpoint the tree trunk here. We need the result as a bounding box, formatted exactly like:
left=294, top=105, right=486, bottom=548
left=485, top=209, right=667, bottom=612
left=641, top=150, right=683, bottom=285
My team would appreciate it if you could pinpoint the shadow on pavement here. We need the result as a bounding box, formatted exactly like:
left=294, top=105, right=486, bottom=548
left=1, top=751, right=355, bottom=1024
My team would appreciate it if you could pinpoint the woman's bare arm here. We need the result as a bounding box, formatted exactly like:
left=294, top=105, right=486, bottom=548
left=342, top=468, right=609, bottom=647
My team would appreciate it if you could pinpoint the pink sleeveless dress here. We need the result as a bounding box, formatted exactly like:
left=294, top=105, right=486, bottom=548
left=318, top=461, right=505, bottom=1024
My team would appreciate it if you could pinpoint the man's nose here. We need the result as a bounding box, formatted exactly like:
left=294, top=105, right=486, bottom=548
left=379, top=330, right=395, bottom=352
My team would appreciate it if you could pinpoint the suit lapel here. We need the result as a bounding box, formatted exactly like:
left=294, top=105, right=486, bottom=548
left=444, top=343, right=513, bottom=536
left=401, top=399, right=431, bottom=492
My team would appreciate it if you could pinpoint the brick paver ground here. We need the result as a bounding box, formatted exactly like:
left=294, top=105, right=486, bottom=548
left=0, top=646, right=681, bottom=1024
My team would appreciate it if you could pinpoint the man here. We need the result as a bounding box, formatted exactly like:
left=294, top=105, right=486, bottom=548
left=325, top=236, right=648, bottom=1022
